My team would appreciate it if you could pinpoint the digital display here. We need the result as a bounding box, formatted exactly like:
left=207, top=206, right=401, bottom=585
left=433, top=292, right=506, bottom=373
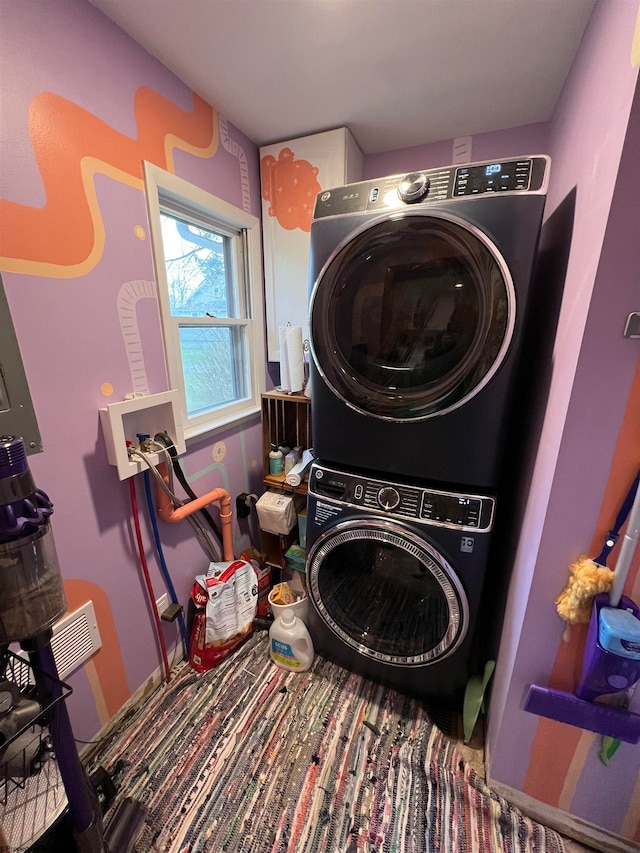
left=422, top=494, right=481, bottom=526
left=438, top=496, right=471, bottom=523
left=454, top=159, right=531, bottom=196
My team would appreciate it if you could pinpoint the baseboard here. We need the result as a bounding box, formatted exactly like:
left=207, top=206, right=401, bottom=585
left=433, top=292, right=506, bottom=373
left=487, top=777, right=637, bottom=853
left=80, top=639, right=186, bottom=765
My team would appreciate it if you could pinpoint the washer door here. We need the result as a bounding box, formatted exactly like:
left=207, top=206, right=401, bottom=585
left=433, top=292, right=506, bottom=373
left=307, top=518, right=468, bottom=665
left=310, top=211, right=514, bottom=420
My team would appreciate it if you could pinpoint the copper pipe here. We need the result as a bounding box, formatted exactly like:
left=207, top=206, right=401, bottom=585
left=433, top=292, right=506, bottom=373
left=155, top=461, right=234, bottom=561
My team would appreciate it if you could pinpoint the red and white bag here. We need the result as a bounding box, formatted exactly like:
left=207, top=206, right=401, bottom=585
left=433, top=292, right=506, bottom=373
left=189, top=559, right=258, bottom=673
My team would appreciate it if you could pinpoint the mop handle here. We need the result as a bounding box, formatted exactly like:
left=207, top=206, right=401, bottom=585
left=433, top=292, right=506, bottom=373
left=594, top=470, right=640, bottom=564
left=609, top=473, right=640, bottom=607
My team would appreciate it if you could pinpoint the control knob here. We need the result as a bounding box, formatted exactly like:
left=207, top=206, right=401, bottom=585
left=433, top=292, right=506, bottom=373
left=398, top=172, right=430, bottom=203
left=378, top=486, right=400, bottom=511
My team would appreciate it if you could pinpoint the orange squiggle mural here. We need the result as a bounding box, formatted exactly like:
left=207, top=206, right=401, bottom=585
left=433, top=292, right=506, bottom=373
left=0, top=88, right=218, bottom=278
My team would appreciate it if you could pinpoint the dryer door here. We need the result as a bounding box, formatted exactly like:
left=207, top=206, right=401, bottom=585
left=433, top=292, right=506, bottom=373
left=310, top=211, right=514, bottom=420
left=307, top=518, right=469, bottom=665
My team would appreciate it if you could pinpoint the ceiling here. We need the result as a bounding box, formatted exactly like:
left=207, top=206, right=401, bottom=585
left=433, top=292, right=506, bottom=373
left=88, top=0, right=596, bottom=155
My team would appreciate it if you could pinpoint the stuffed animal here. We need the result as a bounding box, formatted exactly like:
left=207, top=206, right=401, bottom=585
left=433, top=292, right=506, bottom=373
left=555, top=555, right=614, bottom=624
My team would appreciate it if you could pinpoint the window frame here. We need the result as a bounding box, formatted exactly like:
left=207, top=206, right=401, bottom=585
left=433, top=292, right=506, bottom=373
left=144, top=162, right=266, bottom=440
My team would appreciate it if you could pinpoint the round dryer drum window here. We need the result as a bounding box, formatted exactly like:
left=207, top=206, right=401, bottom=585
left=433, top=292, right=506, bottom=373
left=308, top=520, right=468, bottom=665
left=310, top=212, right=515, bottom=420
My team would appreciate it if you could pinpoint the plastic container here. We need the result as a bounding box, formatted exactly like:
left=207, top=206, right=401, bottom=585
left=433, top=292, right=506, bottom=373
left=269, top=610, right=314, bottom=672
left=599, top=606, right=640, bottom=659
left=577, top=593, right=640, bottom=702
left=268, top=587, right=309, bottom=626
left=268, top=445, right=284, bottom=475
left=0, top=435, right=66, bottom=644
left=0, top=525, right=67, bottom=643
left=284, top=448, right=299, bottom=474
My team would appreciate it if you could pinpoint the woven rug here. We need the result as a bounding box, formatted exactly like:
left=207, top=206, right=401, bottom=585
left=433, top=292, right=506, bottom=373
left=90, top=632, right=564, bottom=853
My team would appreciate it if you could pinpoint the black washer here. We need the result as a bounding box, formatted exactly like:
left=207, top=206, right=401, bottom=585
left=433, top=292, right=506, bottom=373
left=306, top=461, right=496, bottom=706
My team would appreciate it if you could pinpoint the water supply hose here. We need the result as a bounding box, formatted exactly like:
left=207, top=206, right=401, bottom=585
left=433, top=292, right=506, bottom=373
left=129, top=448, right=221, bottom=561
left=143, top=470, right=189, bottom=655
left=128, top=477, right=171, bottom=684
left=153, top=431, right=223, bottom=545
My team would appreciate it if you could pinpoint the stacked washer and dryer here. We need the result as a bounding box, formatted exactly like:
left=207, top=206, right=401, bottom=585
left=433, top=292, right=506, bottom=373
left=304, top=156, right=551, bottom=706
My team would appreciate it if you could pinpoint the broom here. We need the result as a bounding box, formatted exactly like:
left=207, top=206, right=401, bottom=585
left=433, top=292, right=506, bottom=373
left=556, top=471, right=640, bottom=624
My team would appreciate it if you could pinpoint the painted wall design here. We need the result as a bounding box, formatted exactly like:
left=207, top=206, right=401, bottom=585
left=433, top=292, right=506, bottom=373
left=219, top=115, right=251, bottom=214
left=0, top=89, right=218, bottom=277
left=524, top=364, right=640, bottom=838
left=484, top=2, right=640, bottom=845
left=2, top=2, right=638, bottom=846
left=0, top=0, right=263, bottom=744
left=260, top=147, right=321, bottom=232
left=519, top=64, right=640, bottom=838
left=64, top=578, right=130, bottom=724
left=117, top=280, right=158, bottom=395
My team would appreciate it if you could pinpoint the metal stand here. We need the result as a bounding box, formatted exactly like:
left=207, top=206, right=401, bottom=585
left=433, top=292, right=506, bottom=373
left=0, top=437, right=145, bottom=851
left=22, top=632, right=107, bottom=853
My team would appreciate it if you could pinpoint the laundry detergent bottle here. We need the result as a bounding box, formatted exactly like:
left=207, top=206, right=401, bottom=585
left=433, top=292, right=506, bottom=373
left=269, top=609, right=314, bottom=672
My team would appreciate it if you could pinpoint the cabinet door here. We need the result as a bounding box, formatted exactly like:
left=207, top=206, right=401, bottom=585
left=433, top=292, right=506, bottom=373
left=260, top=127, right=363, bottom=361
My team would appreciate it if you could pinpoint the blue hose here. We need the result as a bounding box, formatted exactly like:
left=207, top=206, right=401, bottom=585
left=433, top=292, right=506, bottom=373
left=143, top=470, right=190, bottom=656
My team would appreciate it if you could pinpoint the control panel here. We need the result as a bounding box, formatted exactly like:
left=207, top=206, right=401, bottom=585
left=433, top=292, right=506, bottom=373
left=309, top=463, right=494, bottom=532
left=454, top=160, right=532, bottom=196
left=313, top=155, right=549, bottom=219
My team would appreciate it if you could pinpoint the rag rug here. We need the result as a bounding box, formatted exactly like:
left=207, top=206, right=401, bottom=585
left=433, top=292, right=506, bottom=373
left=91, top=632, right=564, bottom=853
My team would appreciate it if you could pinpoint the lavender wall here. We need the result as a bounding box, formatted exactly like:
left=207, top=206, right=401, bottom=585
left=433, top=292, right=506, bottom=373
left=364, top=122, right=550, bottom=179
left=0, top=0, right=265, bottom=743
left=361, top=2, right=640, bottom=842
left=486, top=0, right=640, bottom=841
left=2, top=3, right=638, bottom=840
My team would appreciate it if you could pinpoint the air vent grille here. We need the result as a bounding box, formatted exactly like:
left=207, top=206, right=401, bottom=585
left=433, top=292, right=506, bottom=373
left=51, top=601, right=102, bottom=680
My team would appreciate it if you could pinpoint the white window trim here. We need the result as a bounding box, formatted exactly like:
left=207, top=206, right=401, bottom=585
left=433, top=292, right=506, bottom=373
left=144, top=161, right=266, bottom=441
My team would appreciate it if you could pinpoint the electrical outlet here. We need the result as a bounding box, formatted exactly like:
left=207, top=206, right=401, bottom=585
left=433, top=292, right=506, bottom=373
left=155, top=593, right=169, bottom=617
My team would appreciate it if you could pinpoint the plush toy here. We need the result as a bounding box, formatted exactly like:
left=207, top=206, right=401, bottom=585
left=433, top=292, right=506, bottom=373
left=555, top=555, right=614, bottom=624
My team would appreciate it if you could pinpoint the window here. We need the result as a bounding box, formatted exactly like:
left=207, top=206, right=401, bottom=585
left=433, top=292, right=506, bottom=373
left=144, top=163, right=265, bottom=439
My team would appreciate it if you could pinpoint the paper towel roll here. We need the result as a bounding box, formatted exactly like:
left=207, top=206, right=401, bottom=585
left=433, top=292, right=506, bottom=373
left=279, top=326, right=291, bottom=391
left=279, top=325, right=304, bottom=393
left=285, top=448, right=315, bottom=487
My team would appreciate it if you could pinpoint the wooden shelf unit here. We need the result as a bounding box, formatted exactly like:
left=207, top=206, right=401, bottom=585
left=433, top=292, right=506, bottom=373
left=260, top=391, right=312, bottom=496
left=259, top=391, right=312, bottom=571
left=259, top=529, right=299, bottom=571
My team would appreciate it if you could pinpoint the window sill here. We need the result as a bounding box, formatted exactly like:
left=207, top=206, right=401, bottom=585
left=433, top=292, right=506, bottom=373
left=184, top=404, right=261, bottom=447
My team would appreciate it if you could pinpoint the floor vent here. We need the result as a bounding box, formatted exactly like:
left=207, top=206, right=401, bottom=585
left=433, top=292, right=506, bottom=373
left=51, top=600, right=102, bottom=680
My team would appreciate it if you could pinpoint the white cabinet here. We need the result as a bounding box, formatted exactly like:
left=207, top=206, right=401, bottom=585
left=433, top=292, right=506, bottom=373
left=260, top=127, right=363, bottom=361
